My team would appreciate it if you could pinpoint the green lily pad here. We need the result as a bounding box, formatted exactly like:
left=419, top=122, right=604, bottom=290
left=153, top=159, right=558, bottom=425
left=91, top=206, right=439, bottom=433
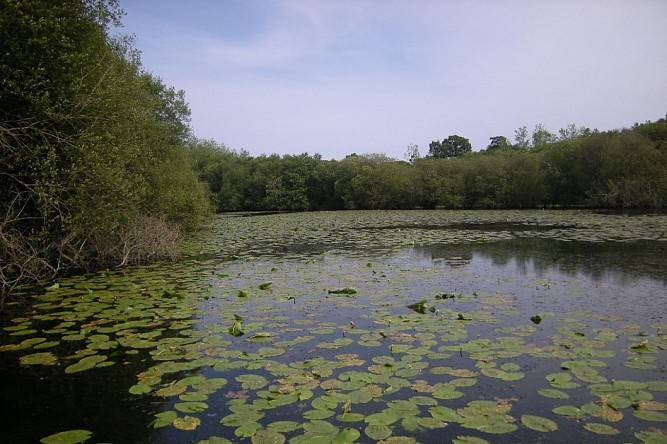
left=538, top=388, right=569, bottom=399
left=366, top=424, right=392, bottom=440
left=634, top=410, right=667, bottom=422
left=453, top=437, right=490, bottom=444
left=521, top=414, right=558, bottom=432
left=583, top=423, right=619, bottom=435
left=40, top=430, right=92, bottom=444
left=236, top=374, right=268, bottom=390
left=65, top=355, right=107, bottom=374
left=129, top=383, right=151, bottom=395
left=267, top=421, right=301, bottom=433
left=552, top=405, right=584, bottom=418
left=20, top=352, right=57, bottom=366
left=175, top=401, right=208, bottom=413
left=333, top=428, right=361, bottom=443
left=153, top=411, right=178, bottom=428
left=251, top=429, right=285, bottom=444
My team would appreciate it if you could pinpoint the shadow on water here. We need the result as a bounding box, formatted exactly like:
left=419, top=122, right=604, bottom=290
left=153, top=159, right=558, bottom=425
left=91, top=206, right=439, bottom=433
left=412, top=237, right=667, bottom=284
left=1, top=214, right=666, bottom=443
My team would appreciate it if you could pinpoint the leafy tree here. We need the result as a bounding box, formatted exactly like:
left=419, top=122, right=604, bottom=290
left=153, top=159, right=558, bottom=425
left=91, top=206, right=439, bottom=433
left=513, top=126, right=530, bottom=149
left=428, top=135, right=472, bottom=158
left=405, top=144, right=421, bottom=163
left=532, top=123, right=556, bottom=148
left=1, top=0, right=209, bottom=295
left=486, top=136, right=512, bottom=151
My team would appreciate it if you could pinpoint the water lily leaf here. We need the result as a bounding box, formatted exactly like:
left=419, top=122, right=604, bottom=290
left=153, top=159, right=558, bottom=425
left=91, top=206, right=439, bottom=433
left=635, top=430, right=667, bottom=444
left=407, top=300, right=428, bottom=314
left=410, top=396, right=437, bottom=406
left=235, top=422, right=262, bottom=438
left=461, top=416, right=518, bottom=434
left=432, top=386, right=465, bottom=400
left=40, top=430, right=92, bottom=444
left=338, top=413, right=365, bottom=422
left=481, top=367, right=524, bottom=381
left=328, top=288, right=357, bottom=295
left=228, top=320, right=244, bottom=337
left=153, top=411, right=177, bottom=428
left=636, top=401, right=667, bottom=411
left=175, top=401, right=208, bottom=413
left=236, top=374, right=268, bottom=390
left=634, top=410, right=667, bottom=422
left=377, top=437, right=417, bottom=444
left=251, top=429, right=285, bottom=444
left=365, top=411, right=400, bottom=426
left=129, top=383, right=151, bottom=395
left=303, top=420, right=338, bottom=436
left=332, top=428, right=361, bottom=443
left=173, top=416, right=201, bottom=431
left=366, top=424, right=392, bottom=440
left=347, top=389, right=373, bottom=404
left=453, top=437, right=490, bottom=444
left=267, top=421, right=301, bottom=433
left=521, top=415, right=558, bottom=432
left=430, top=406, right=463, bottom=422
left=583, top=423, right=619, bottom=435
left=197, top=436, right=232, bottom=444
left=65, top=355, right=107, bottom=374
left=304, top=409, right=335, bottom=420
left=647, top=381, right=667, bottom=392
left=538, top=388, right=569, bottom=399
left=500, top=363, right=520, bottom=372
left=417, top=417, right=446, bottom=429
left=20, top=352, right=57, bottom=366
left=552, top=405, right=584, bottom=418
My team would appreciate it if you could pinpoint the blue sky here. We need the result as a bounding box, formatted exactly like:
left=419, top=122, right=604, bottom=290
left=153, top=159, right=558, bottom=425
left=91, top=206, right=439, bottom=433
left=118, top=0, right=667, bottom=159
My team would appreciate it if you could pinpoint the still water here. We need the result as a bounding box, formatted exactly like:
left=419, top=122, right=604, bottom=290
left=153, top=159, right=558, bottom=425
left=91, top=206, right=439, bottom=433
left=1, top=211, right=666, bottom=443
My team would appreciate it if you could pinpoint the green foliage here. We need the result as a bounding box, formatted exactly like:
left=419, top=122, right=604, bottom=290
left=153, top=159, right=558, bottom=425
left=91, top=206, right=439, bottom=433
left=486, top=136, right=512, bottom=151
left=187, top=117, right=667, bottom=214
left=1, top=0, right=209, bottom=293
left=429, top=135, right=473, bottom=158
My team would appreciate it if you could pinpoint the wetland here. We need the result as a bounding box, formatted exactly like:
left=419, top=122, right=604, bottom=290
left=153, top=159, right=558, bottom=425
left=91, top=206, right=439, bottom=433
left=1, top=210, right=666, bottom=444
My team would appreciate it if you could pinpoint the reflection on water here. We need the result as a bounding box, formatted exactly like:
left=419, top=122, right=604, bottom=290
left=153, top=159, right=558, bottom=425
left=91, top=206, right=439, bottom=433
left=413, top=238, right=667, bottom=284
left=1, top=212, right=666, bottom=444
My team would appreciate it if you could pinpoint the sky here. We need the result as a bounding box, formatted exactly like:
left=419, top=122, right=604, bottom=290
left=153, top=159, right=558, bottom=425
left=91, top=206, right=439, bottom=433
left=118, top=0, right=667, bottom=159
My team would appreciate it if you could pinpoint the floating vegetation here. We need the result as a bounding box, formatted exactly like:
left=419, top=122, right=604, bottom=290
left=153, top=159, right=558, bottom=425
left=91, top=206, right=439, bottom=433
left=327, top=288, right=358, bottom=295
left=1, top=210, right=666, bottom=442
left=40, top=430, right=92, bottom=444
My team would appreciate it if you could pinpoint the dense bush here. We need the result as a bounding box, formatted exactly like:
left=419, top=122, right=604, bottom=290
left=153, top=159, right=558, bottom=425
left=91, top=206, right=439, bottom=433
left=0, top=0, right=209, bottom=295
left=189, top=118, right=667, bottom=213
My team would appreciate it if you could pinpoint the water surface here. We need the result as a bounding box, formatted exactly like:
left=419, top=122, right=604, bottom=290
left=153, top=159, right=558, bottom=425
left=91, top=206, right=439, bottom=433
left=1, top=211, right=666, bottom=444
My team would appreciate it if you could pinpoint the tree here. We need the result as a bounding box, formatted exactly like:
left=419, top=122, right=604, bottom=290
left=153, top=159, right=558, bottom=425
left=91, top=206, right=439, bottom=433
left=558, top=123, right=591, bottom=141
left=429, top=135, right=472, bottom=158
left=404, top=144, right=421, bottom=163
left=486, top=136, right=512, bottom=151
left=513, top=126, right=530, bottom=149
left=532, top=123, right=556, bottom=148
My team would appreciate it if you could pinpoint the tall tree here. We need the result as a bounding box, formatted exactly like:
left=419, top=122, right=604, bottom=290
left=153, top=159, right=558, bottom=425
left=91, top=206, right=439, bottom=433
left=404, top=144, right=421, bottom=163
left=429, top=135, right=472, bottom=158
left=532, top=123, right=556, bottom=148
left=513, top=126, right=530, bottom=149
left=486, top=136, right=512, bottom=151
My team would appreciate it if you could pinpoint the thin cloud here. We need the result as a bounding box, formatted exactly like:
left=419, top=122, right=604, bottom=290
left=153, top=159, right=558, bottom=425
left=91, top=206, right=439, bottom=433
left=120, top=0, right=667, bottom=158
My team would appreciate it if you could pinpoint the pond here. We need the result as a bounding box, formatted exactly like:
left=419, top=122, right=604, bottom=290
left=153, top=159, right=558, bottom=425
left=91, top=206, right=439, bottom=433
left=1, top=210, right=666, bottom=444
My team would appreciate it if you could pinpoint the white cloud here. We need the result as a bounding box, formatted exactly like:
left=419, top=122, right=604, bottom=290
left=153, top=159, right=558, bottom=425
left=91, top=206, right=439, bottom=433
left=122, top=0, right=667, bottom=157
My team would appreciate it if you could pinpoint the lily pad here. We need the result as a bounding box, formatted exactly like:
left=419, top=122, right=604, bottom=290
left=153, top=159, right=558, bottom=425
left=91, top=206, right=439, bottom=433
left=521, top=415, right=558, bottom=432
left=40, top=430, right=92, bottom=444
left=583, top=423, right=619, bottom=435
